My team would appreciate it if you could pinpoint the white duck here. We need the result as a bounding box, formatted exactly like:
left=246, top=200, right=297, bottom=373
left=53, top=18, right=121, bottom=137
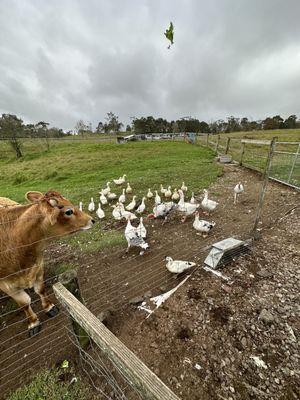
left=136, top=197, right=146, bottom=214
left=88, top=197, right=95, bottom=212
left=137, top=217, right=147, bottom=238
left=193, top=211, right=215, bottom=237
left=99, top=192, right=108, bottom=205
left=190, top=192, right=196, bottom=204
left=125, top=218, right=149, bottom=254
left=112, top=203, right=123, bottom=220
left=113, top=174, right=126, bottom=185
left=101, top=182, right=111, bottom=196
left=165, top=256, right=196, bottom=274
left=234, top=182, right=244, bottom=204
left=79, top=201, right=83, bottom=211
left=201, top=189, right=218, bottom=215
left=107, top=192, right=117, bottom=201
left=118, top=189, right=126, bottom=203
left=126, top=182, right=133, bottom=194
left=96, top=203, right=105, bottom=219
left=181, top=182, right=188, bottom=192
left=160, top=184, right=167, bottom=194
left=147, top=188, right=153, bottom=199
left=172, top=189, right=180, bottom=201
left=155, top=191, right=161, bottom=205
left=126, top=195, right=137, bottom=211
left=118, top=203, right=137, bottom=220
left=178, top=190, right=199, bottom=222
left=164, top=186, right=172, bottom=198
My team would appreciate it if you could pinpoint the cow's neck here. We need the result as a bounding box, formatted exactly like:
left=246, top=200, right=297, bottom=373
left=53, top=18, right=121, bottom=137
left=12, top=204, right=49, bottom=250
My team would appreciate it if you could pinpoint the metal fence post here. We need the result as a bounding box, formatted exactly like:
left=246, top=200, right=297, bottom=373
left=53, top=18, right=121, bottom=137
left=225, top=137, right=231, bottom=154
left=239, top=142, right=245, bottom=165
left=252, top=137, right=277, bottom=238
left=287, top=142, right=300, bottom=184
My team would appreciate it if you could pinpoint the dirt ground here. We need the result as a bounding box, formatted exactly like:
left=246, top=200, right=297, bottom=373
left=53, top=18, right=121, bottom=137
left=0, top=164, right=299, bottom=399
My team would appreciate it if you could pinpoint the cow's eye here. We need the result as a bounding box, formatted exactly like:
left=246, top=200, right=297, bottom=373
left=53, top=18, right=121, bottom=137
left=65, top=209, right=73, bottom=216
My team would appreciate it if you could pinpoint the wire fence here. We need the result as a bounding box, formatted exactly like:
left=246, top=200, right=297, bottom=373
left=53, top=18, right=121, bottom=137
left=198, top=134, right=300, bottom=189
left=0, top=139, right=299, bottom=399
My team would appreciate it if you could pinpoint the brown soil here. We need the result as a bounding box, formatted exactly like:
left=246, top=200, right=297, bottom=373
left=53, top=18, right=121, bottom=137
left=1, top=164, right=299, bottom=399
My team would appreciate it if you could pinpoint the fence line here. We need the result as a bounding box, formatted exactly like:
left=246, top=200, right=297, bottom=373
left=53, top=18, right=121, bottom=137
left=201, top=134, right=300, bottom=190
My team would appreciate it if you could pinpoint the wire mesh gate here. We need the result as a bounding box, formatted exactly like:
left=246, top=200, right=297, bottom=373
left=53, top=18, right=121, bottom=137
left=201, top=134, right=300, bottom=190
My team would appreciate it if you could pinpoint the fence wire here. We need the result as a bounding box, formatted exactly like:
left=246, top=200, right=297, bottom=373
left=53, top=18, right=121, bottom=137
left=204, top=134, right=300, bottom=189
left=1, top=137, right=299, bottom=398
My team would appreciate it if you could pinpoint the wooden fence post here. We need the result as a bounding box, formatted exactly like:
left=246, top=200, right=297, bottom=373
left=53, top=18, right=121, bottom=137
left=53, top=283, right=180, bottom=400
left=225, top=137, right=231, bottom=154
left=58, top=270, right=90, bottom=349
left=206, top=133, right=209, bottom=146
left=215, top=135, right=220, bottom=153
left=252, top=137, right=277, bottom=238
left=239, top=142, right=246, bottom=165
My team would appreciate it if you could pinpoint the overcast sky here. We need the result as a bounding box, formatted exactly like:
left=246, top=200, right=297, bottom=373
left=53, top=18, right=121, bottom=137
left=0, top=0, right=299, bottom=130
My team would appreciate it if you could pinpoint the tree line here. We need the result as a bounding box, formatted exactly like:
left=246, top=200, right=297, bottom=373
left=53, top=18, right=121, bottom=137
left=95, top=114, right=300, bottom=134
left=1, top=112, right=299, bottom=158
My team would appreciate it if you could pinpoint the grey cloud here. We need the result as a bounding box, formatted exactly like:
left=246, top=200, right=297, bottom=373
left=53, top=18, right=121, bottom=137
left=0, top=0, right=299, bottom=130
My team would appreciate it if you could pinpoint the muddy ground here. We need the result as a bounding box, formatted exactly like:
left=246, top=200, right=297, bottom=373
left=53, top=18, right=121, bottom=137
left=0, top=164, right=299, bottom=399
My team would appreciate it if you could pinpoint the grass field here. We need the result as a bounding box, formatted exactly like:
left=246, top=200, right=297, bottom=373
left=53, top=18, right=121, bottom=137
left=0, top=140, right=221, bottom=253
left=0, top=140, right=220, bottom=201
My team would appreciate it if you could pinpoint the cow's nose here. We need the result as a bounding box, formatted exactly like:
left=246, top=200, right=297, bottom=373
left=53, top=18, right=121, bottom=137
left=91, top=219, right=96, bottom=224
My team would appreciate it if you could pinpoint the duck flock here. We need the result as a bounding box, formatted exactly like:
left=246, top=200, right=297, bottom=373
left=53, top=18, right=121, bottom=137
left=80, top=174, right=244, bottom=273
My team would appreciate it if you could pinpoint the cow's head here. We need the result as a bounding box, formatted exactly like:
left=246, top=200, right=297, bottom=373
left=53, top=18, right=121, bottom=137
left=25, top=190, right=95, bottom=236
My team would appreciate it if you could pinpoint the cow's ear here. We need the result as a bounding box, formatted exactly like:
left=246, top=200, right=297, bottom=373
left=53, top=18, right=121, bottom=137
left=25, top=191, right=44, bottom=203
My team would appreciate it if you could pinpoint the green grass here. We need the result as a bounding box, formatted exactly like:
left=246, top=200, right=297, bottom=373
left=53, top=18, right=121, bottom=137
left=7, top=365, right=93, bottom=400
left=63, top=228, right=126, bottom=253
left=0, top=140, right=221, bottom=252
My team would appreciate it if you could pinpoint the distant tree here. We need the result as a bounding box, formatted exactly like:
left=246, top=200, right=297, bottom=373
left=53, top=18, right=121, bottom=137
left=226, top=116, right=241, bottom=132
left=273, top=115, right=284, bottom=128
left=262, top=116, right=283, bottom=130
left=96, top=122, right=104, bottom=134
left=105, top=112, right=123, bottom=134
left=171, top=121, right=179, bottom=133
left=24, top=123, right=36, bottom=137
left=199, top=121, right=210, bottom=133
left=48, top=127, right=64, bottom=138
left=240, top=117, right=250, bottom=131
left=35, top=121, right=50, bottom=150
left=126, top=125, right=131, bottom=132
left=75, top=119, right=89, bottom=136
left=0, top=114, right=24, bottom=157
left=283, top=115, right=297, bottom=129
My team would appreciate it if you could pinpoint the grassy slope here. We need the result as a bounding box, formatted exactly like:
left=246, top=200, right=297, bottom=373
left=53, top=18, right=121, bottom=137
left=0, top=140, right=221, bottom=252
left=0, top=141, right=220, bottom=201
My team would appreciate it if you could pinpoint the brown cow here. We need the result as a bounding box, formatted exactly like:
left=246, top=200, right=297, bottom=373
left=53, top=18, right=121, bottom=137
left=0, top=190, right=95, bottom=336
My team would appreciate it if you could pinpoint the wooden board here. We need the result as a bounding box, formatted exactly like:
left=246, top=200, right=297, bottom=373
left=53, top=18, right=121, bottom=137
left=241, top=139, right=271, bottom=145
left=53, top=282, right=181, bottom=400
